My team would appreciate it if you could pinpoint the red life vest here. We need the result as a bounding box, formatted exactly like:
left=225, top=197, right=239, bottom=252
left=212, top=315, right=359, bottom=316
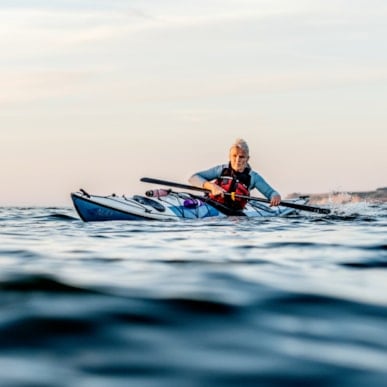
left=209, top=171, right=250, bottom=210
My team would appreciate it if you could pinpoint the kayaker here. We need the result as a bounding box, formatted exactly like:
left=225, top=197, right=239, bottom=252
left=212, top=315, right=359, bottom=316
left=189, top=138, right=281, bottom=210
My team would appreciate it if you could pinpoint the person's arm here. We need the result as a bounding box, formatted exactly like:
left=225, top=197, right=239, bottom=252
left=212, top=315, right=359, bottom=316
left=250, top=171, right=281, bottom=206
left=189, top=165, right=226, bottom=196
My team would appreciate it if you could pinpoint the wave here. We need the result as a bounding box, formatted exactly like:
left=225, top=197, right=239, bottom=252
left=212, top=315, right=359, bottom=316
left=0, top=273, right=98, bottom=294
left=1, top=271, right=387, bottom=386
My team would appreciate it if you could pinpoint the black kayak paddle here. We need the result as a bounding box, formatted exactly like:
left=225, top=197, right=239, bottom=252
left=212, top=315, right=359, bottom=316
left=140, top=177, right=331, bottom=214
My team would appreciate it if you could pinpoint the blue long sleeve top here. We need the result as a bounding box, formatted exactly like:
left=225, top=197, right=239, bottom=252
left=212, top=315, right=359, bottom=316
left=189, top=164, right=280, bottom=200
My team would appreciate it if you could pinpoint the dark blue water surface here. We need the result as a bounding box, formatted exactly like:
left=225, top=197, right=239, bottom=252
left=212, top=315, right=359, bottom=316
left=0, top=203, right=386, bottom=386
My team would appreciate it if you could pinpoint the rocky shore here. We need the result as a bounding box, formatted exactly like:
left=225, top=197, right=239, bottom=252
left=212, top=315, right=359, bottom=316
left=287, top=187, right=387, bottom=204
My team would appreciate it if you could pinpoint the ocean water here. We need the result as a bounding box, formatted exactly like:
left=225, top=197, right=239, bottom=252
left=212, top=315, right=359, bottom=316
left=0, top=202, right=386, bottom=387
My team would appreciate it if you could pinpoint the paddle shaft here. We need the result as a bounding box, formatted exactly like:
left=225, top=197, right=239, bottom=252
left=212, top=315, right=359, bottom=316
left=140, top=177, right=331, bottom=214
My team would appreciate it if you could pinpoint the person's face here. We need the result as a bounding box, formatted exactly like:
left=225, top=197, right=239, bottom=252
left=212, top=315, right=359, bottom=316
left=229, top=146, right=249, bottom=172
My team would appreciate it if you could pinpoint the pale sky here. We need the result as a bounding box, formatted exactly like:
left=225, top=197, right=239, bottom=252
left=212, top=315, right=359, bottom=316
left=1, top=0, right=386, bottom=206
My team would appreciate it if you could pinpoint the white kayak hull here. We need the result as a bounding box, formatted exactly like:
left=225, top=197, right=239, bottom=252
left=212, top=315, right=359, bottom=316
left=71, top=189, right=309, bottom=222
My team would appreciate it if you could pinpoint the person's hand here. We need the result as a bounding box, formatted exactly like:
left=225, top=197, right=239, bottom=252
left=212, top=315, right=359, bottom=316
left=204, top=182, right=225, bottom=197
left=270, top=194, right=281, bottom=207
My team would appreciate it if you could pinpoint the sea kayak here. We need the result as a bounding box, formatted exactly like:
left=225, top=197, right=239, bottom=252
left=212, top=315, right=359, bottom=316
left=71, top=188, right=310, bottom=222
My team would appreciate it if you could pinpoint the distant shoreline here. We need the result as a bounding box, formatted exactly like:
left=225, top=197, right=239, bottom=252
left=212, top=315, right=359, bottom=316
left=287, top=187, right=387, bottom=204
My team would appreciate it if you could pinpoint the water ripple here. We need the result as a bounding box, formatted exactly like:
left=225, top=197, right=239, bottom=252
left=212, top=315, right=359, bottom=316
left=0, top=203, right=386, bottom=386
